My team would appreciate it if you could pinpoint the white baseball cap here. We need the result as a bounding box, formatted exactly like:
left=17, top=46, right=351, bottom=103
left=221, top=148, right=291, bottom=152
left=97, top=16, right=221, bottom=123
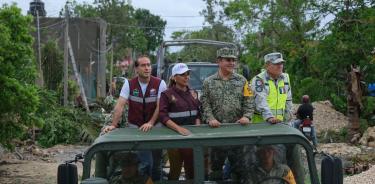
left=264, top=52, right=285, bottom=64
left=171, top=63, right=191, bottom=76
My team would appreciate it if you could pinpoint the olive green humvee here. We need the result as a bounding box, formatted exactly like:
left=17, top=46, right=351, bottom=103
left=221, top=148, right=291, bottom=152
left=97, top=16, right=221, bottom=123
left=58, top=123, right=343, bottom=184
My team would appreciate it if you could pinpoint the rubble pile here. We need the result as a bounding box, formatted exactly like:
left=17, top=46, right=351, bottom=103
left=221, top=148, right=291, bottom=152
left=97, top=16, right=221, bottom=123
left=344, top=165, right=375, bottom=184
left=318, top=143, right=361, bottom=158
left=293, top=100, right=349, bottom=133
left=359, top=126, right=375, bottom=147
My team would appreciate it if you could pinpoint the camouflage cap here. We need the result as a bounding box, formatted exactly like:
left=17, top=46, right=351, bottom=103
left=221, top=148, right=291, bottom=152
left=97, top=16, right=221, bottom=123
left=217, top=47, right=237, bottom=59
left=264, top=52, right=285, bottom=64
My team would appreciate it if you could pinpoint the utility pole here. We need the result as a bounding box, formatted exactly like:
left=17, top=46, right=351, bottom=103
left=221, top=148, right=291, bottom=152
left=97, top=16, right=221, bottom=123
left=109, top=42, right=114, bottom=96
left=63, top=4, right=69, bottom=106
left=98, top=19, right=107, bottom=98
left=36, top=10, right=44, bottom=87
left=67, top=37, right=90, bottom=112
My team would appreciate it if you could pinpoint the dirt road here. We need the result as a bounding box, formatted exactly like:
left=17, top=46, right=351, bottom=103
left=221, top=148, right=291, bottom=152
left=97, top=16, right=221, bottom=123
left=0, top=145, right=87, bottom=184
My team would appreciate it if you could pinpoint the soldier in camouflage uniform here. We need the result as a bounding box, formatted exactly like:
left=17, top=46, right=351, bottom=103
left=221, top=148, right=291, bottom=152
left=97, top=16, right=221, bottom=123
left=109, top=152, right=153, bottom=184
left=246, top=145, right=296, bottom=184
left=201, top=47, right=254, bottom=182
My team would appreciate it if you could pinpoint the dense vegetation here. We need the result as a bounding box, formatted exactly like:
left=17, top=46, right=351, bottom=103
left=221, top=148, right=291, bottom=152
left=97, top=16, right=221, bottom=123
left=0, top=5, right=41, bottom=148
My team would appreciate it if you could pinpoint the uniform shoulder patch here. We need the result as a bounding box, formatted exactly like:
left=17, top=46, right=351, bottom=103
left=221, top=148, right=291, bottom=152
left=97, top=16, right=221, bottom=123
left=243, top=81, right=254, bottom=97
left=254, top=79, right=264, bottom=92
left=255, top=79, right=263, bottom=87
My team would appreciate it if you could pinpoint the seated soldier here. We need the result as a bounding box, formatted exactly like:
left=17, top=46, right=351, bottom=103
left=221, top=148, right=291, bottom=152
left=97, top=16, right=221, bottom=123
left=109, top=152, right=153, bottom=184
left=247, top=145, right=296, bottom=184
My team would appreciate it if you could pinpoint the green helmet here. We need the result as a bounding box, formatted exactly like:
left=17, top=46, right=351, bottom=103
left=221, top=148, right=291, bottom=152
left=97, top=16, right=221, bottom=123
left=217, top=47, right=237, bottom=59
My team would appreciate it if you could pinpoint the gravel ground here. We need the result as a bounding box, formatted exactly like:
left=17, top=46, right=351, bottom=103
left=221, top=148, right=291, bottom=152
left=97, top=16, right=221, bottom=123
left=344, top=165, right=375, bottom=184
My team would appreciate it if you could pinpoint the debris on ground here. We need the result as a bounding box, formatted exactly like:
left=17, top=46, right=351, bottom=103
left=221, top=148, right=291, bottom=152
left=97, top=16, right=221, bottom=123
left=344, top=165, right=375, bottom=184
left=359, top=126, right=375, bottom=147
left=318, top=143, right=361, bottom=158
left=0, top=144, right=86, bottom=184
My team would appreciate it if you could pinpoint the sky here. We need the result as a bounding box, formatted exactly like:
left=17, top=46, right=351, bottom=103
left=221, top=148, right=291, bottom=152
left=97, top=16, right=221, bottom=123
left=1, top=0, right=207, bottom=39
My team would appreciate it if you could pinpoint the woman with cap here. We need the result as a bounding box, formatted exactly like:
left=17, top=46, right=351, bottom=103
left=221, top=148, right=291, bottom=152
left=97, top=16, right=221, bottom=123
left=159, top=63, right=201, bottom=180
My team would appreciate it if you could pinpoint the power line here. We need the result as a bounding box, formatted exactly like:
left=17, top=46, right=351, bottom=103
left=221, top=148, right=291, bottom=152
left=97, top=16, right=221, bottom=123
left=71, top=17, right=211, bottom=30
left=39, top=20, right=65, bottom=29
left=108, top=22, right=212, bottom=29
left=71, top=23, right=113, bottom=53
left=160, top=15, right=204, bottom=18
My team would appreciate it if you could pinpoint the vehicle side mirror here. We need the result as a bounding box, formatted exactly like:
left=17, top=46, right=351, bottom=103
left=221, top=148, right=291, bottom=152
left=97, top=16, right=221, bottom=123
left=321, top=154, right=343, bottom=184
left=242, top=64, right=251, bottom=81
left=57, top=163, right=78, bottom=184
left=81, top=177, right=108, bottom=184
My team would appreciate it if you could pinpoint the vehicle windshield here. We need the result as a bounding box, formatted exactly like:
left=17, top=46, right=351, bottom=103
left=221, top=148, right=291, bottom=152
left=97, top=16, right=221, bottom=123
left=83, top=124, right=318, bottom=184
left=90, top=143, right=312, bottom=184
left=167, top=64, right=218, bottom=90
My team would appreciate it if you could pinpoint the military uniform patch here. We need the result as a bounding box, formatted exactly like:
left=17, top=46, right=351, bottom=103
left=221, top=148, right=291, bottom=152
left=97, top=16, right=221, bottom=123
left=255, top=79, right=263, bottom=87
left=255, top=79, right=264, bottom=92
left=243, top=81, right=254, bottom=97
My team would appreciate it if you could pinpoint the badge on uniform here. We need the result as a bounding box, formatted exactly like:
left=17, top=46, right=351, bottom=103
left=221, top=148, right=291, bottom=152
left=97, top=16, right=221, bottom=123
left=150, top=88, right=157, bottom=97
left=256, top=79, right=263, bottom=86
left=243, top=81, right=254, bottom=97
left=133, top=89, right=139, bottom=96
left=255, top=79, right=263, bottom=92
left=279, top=87, right=286, bottom=94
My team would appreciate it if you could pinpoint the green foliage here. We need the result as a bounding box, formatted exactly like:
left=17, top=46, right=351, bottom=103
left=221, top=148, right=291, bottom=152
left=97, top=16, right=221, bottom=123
left=222, top=0, right=375, bottom=117
left=359, top=119, right=369, bottom=135
left=57, top=79, right=80, bottom=103
left=70, top=0, right=166, bottom=55
left=330, top=93, right=347, bottom=113
left=0, top=5, right=40, bottom=149
left=36, top=89, right=87, bottom=147
left=41, top=41, right=63, bottom=90
left=37, top=107, right=83, bottom=147
left=338, top=127, right=349, bottom=142
left=362, top=96, right=375, bottom=126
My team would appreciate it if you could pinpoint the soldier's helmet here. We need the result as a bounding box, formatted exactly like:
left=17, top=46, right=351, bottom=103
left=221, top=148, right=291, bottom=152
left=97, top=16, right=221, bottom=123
left=217, top=47, right=238, bottom=59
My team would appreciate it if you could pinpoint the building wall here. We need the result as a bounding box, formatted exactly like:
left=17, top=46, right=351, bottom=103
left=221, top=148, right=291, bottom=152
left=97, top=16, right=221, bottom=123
left=35, top=17, right=107, bottom=101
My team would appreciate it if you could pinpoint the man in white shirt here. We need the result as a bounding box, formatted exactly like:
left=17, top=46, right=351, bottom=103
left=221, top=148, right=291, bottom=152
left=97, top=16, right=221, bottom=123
left=102, top=55, right=167, bottom=180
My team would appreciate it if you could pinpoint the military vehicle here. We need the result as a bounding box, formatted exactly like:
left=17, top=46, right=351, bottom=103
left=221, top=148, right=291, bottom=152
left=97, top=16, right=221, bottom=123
left=58, top=40, right=342, bottom=183
left=58, top=123, right=343, bottom=184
